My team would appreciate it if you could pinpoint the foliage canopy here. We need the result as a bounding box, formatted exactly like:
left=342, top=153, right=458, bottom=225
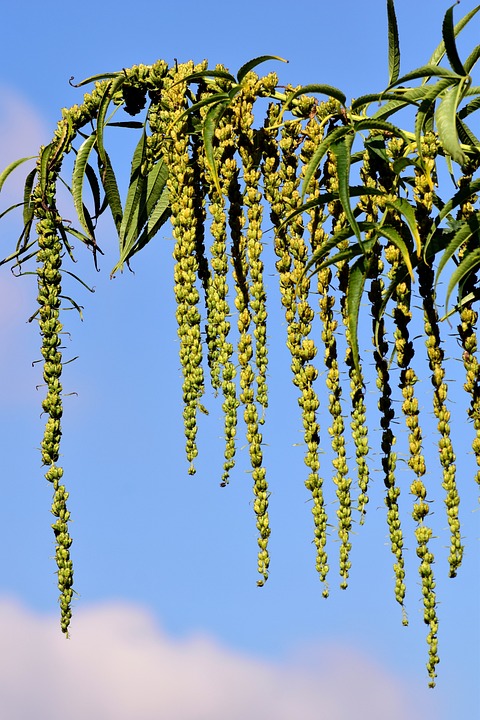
left=1, top=0, right=479, bottom=688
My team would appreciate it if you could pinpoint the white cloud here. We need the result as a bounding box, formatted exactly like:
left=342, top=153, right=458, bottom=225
left=0, top=597, right=437, bottom=720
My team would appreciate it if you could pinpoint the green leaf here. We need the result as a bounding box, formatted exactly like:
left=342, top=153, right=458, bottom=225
left=301, top=125, right=351, bottom=198
left=69, top=72, right=121, bottom=88
left=414, top=78, right=453, bottom=159
left=119, top=131, right=148, bottom=246
left=39, top=143, right=54, bottom=195
left=236, top=55, right=287, bottom=84
left=305, top=221, right=377, bottom=273
left=0, top=156, right=36, bottom=193
left=443, top=3, right=468, bottom=76
left=384, top=196, right=422, bottom=256
left=283, top=83, right=346, bottom=111
left=203, top=101, right=230, bottom=197
left=387, top=0, right=401, bottom=85
left=83, top=163, right=102, bottom=220
left=354, top=117, right=408, bottom=141
left=457, top=88, right=480, bottom=120
left=72, top=133, right=97, bottom=240
left=444, top=244, right=480, bottom=314
left=169, top=69, right=236, bottom=93
left=435, top=77, right=471, bottom=165
left=112, top=186, right=171, bottom=274
left=351, top=92, right=402, bottom=112
left=118, top=146, right=170, bottom=268
left=165, top=92, right=232, bottom=136
left=347, top=256, right=368, bottom=373
left=424, top=177, right=480, bottom=257
left=98, top=150, right=123, bottom=232
left=428, top=5, right=480, bottom=69
left=330, top=132, right=363, bottom=250
left=464, top=45, right=480, bottom=74
left=22, top=168, right=36, bottom=228
left=376, top=224, right=414, bottom=279
left=436, top=212, right=480, bottom=287
left=456, top=116, right=480, bottom=149
left=387, top=65, right=462, bottom=89
left=96, top=75, right=126, bottom=167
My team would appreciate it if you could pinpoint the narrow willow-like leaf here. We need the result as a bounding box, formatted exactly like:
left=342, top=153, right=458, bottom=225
left=372, top=85, right=444, bottom=120
left=428, top=4, right=480, bottom=69
left=203, top=101, right=229, bottom=197
left=436, top=212, right=480, bottom=287
left=458, top=92, right=480, bottom=119
left=115, top=158, right=169, bottom=271
left=171, top=69, right=236, bottom=87
left=415, top=81, right=453, bottom=163
left=309, top=237, right=377, bottom=273
left=283, top=83, right=346, bottom=112
left=301, top=125, right=351, bottom=199
left=98, top=150, right=123, bottom=232
left=445, top=246, right=480, bottom=313
left=387, top=0, right=401, bottom=85
left=347, top=256, right=368, bottom=373
left=456, top=116, right=480, bottom=149
left=96, top=75, right=126, bottom=167
left=384, top=197, right=422, bottom=256
left=72, top=133, right=97, bottom=240
left=351, top=92, right=405, bottom=113
left=436, top=78, right=471, bottom=165
left=22, top=168, right=36, bottom=229
left=464, top=45, right=480, bottom=74
left=0, top=156, right=36, bottom=193
left=0, top=201, right=24, bottom=220
left=83, top=163, right=102, bottom=220
left=236, top=55, right=286, bottom=83
left=119, top=131, right=148, bottom=246
left=305, top=221, right=377, bottom=273
left=39, top=144, right=54, bottom=196
left=443, top=4, right=468, bottom=76
left=331, top=132, right=363, bottom=249
left=70, top=72, right=121, bottom=87
left=387, top=65, right=462, bottom=89
left=165, top=92, right=232, bottom=136
left=377, top=225, right=414, bottom=279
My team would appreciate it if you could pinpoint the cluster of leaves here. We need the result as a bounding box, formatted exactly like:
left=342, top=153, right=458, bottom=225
left=0, top=0, right=479, bottom=688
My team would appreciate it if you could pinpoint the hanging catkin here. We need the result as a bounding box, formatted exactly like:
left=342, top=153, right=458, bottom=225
left=455, top=172, right=480, bottom=496
left=361, top=136, right=407, bottom=618
left=201, top=97, right=240, bottom=485
left=262, top=106, right=329, bottom=594
left=34, top=117, right=76, bottom=634
left=415, top=133, right=462, bottom=577
left=158, top=62, right=207, bottom=474
left=322, top=151, right=353, bottom=589
left=227, top=78, right=270, bottom=584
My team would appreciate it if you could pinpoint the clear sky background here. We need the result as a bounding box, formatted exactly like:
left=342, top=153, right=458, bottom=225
left=0, top=1, right=479, bottom=718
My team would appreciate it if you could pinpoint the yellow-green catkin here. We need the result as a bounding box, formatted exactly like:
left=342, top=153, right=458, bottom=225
left=415, top=133, right=462, bottom=577
left=158, top=62, right=206, bottom=474
left=202, top=103, right=239, bottom=485
left=262, top=108, right=329, bottom=594
left=323, top=152, right=353, bottom=589
left=456, top=173, right=480, bottom=494
left=415, top=523, right=439, bottom=688
left=386, top=240, right=439, bottom=684
left=33, top=116, right=76, bottom=635
left=362, top=138, right=407, bottom=616
left=228, top=80, right=270, bottom=584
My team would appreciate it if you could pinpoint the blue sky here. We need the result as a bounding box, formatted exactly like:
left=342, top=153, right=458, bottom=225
left=0, top=1, right=479, bottom=718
